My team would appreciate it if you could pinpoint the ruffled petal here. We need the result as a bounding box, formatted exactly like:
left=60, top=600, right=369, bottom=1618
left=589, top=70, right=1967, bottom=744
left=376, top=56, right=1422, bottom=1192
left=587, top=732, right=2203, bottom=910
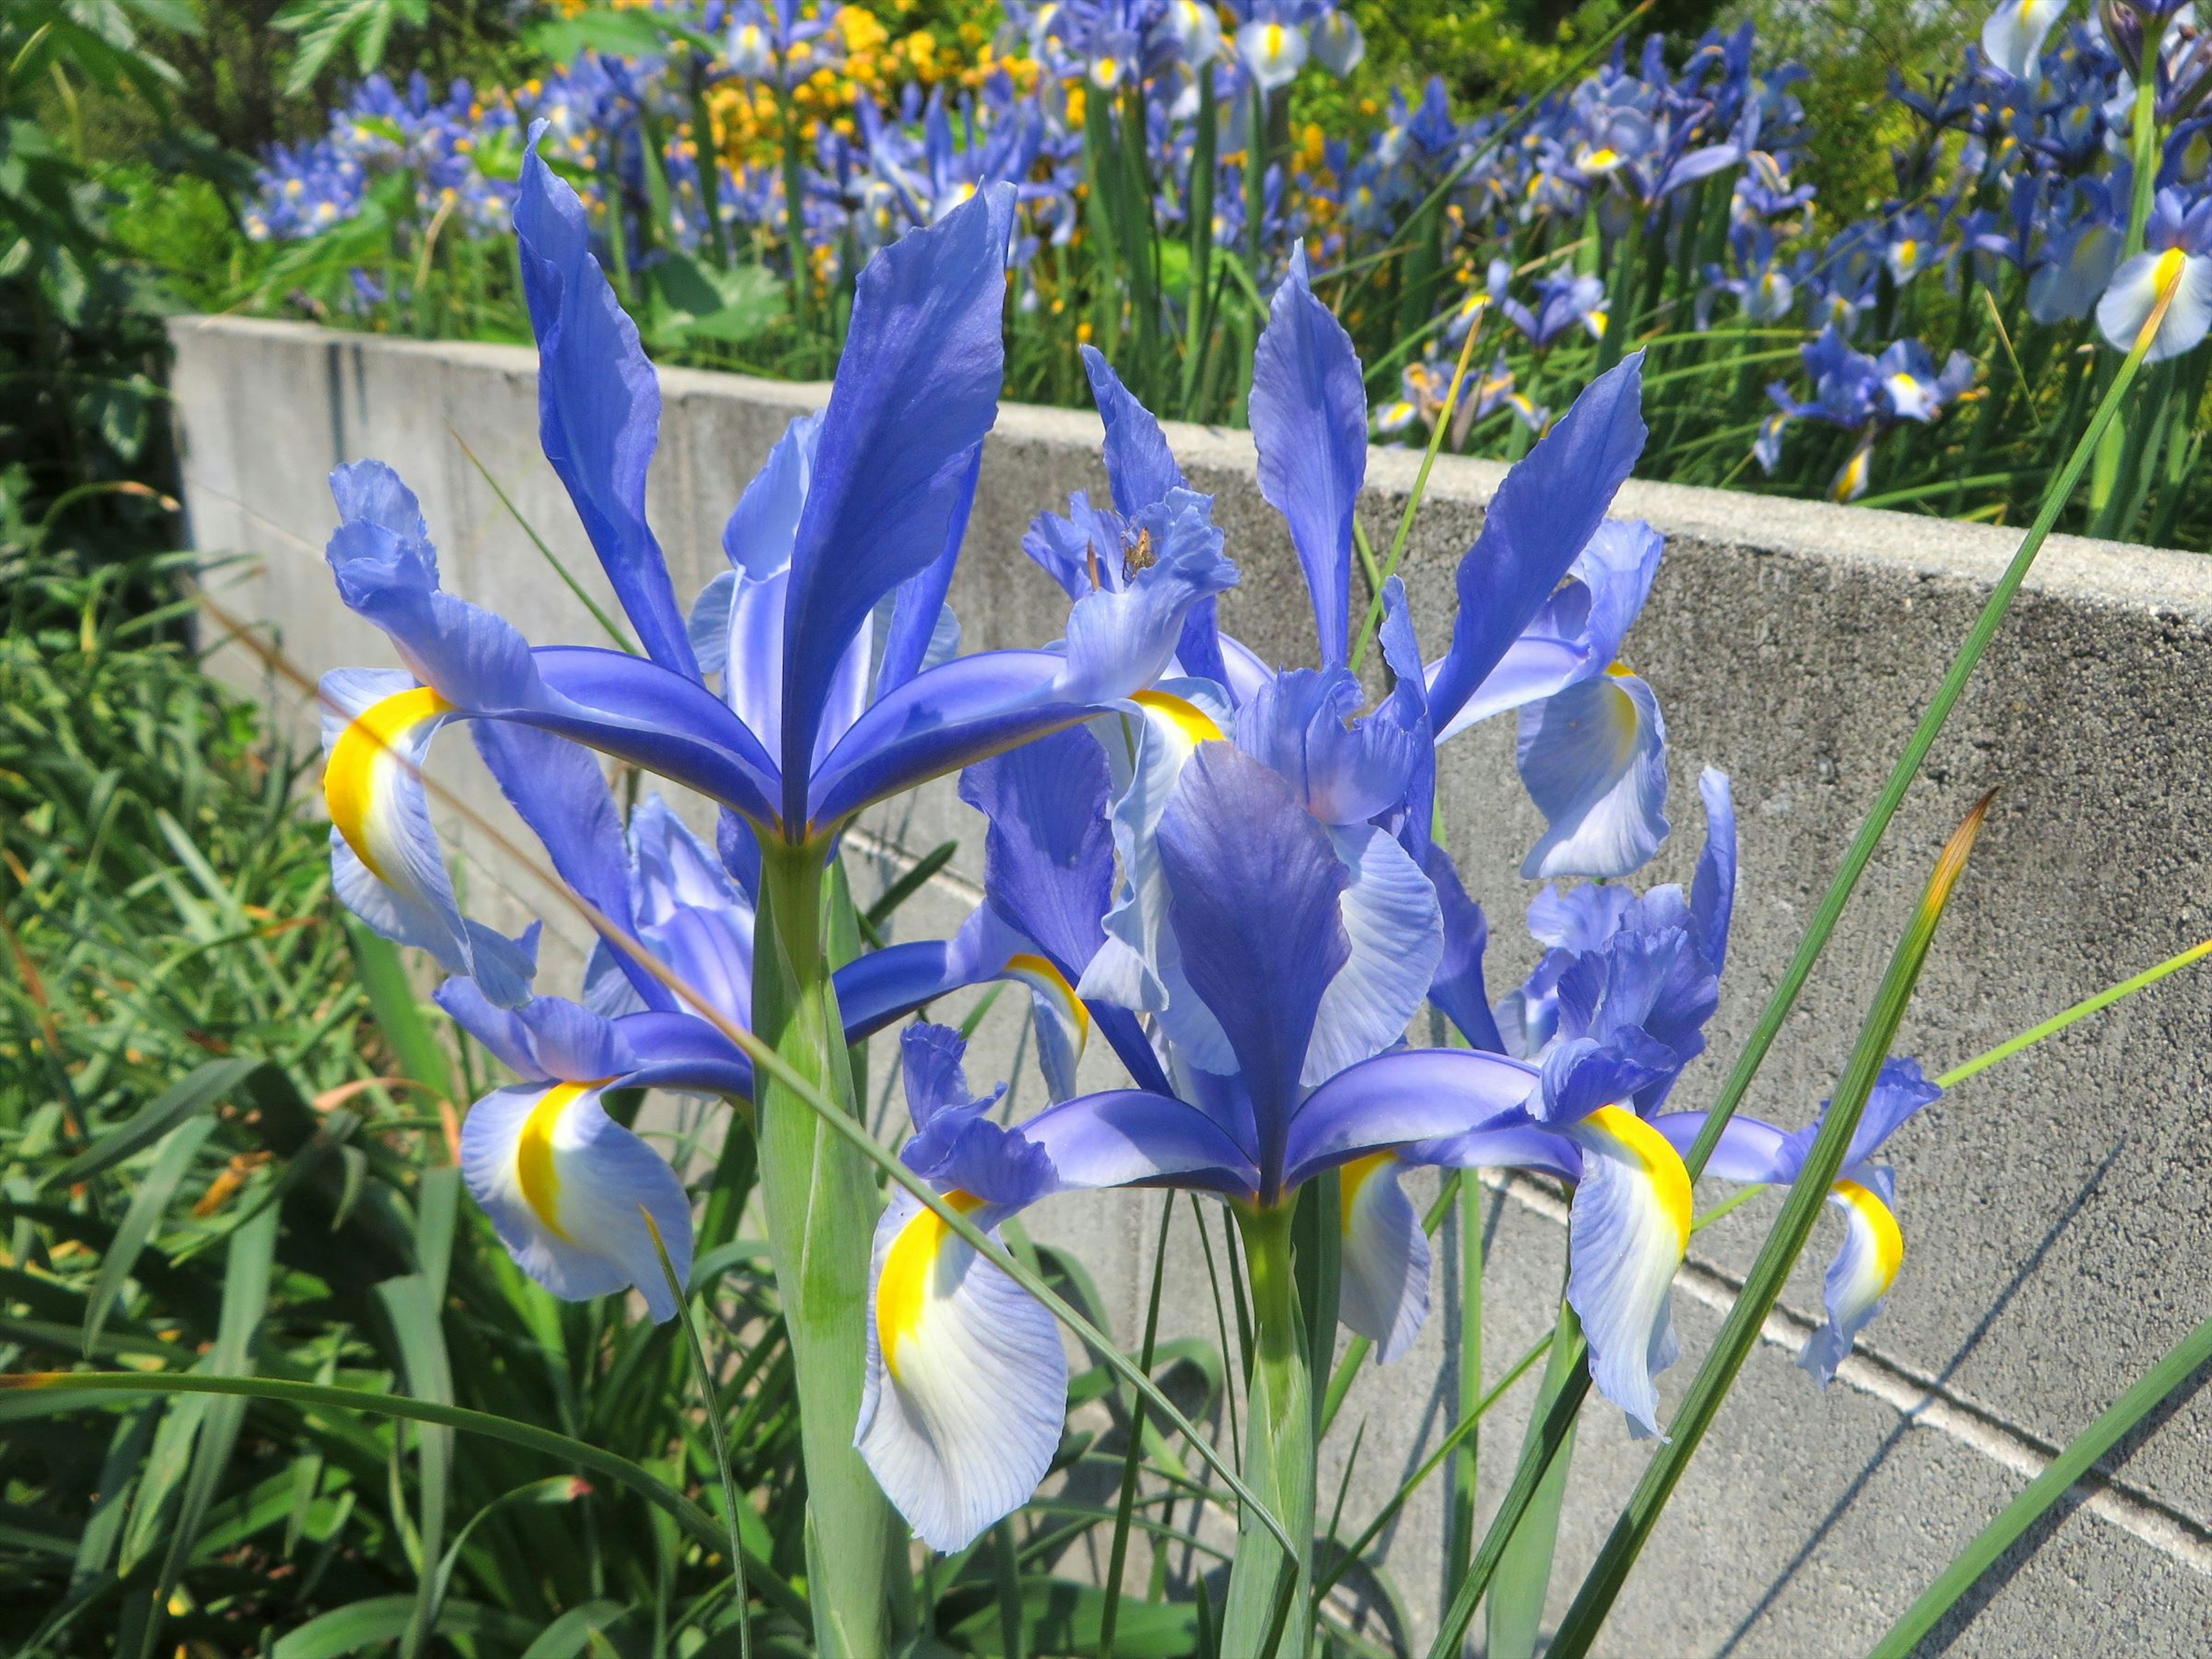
left=1562, top=1105, right=1691, bottom=1438
left=1338, top=1152, right=1430, bottom=1363
left=857, top=1190, right=1066, bottom=1552
left=1517, top=671, right=1670, bottom=881
left=460, top=1078, right=694, bottom=1321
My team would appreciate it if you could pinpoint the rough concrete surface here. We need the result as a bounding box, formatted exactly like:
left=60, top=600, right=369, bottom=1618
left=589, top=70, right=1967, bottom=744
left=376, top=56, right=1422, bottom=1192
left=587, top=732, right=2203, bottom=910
left=169, top=315, right=2212, bottom=1656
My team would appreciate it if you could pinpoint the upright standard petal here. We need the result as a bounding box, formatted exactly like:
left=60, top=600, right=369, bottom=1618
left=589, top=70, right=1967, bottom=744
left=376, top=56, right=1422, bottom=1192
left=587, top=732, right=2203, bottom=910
left=1431, top=518, right=1664, bottom=742
left=515, top=132, right=697, bottom=679
left=460, top=1078, right=694, bottom=1322
left=1249, top=244, right=1367, bottom=666
left=321, top=668, right=537, bottom=1006
left=1426, top=354, right=1649, bottom=735
left=779, top=183, right=1015, bottom=820
left=1517, top=671, right=1669, bottom=880
left=1157, top=743, right=1350, bottom=1186
left=960, top=727, right=1116, bottom=978
left=1082, top=344, right=1185, bottom=514
left=1563, top=1104, right=1691, bottom=1438
left=856, top=1188, right=1066, bottom=1552
left=1338, top=1152, right=1430, bottom=1363
left=1303, top=822, right=1443, bottom=1086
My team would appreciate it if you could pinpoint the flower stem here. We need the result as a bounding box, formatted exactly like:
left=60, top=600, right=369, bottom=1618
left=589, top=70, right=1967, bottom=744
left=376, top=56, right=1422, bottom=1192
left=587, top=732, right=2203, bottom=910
left=753, top=839, right=903, bottom=1659
left=1222, top=1201, right=1312, bottom=1658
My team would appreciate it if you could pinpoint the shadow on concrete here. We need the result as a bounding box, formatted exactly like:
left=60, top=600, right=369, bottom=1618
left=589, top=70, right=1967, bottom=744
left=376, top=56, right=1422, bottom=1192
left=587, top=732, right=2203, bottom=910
left=1711, top=1141, right=2127, bottom=1659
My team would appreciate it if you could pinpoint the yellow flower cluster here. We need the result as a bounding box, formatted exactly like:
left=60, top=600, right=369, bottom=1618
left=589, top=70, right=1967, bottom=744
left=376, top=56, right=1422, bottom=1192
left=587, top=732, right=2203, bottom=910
left=702, top=5, right=1037, bottom=170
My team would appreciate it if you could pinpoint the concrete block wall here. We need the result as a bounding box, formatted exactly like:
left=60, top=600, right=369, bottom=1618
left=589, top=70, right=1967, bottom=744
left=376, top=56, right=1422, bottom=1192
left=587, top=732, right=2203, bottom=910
left=169, top=314, right=2212, bottom=1656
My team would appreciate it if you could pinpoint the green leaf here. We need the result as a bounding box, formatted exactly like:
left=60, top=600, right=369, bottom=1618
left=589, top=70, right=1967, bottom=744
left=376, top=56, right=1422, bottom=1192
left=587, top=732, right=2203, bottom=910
left=81, top=1112, right=217, bottom=1355
left=520, top=1600, right=635, bottom=1659
left=271, top=1594, right=542, bottom=1659
left=345, top=915, right=454, bottom=1103
left=375, top=1272, right=454, bottom=1659
left=43, top=1055, right=257, bottom=1190
left=0, top=1368, right=805, bottom=1619
left=144, top=1205, right=278, bottom=1658
left=650, top=256, right=785, bottom=346
left=523, top=7, right=675, bottom=65
left=1486, top=1302, right=1582, bottom=1659
left=1866, top=1305, right=2212, bottom=1657
left=946, top=1578, right=1198, bottom=1657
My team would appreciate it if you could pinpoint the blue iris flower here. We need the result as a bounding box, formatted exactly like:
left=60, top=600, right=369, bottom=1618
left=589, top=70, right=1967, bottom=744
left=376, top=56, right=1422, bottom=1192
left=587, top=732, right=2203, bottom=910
left=418, top=716, right=1099, bottom=1321
left=318, top=128, right=1235, bottom=1011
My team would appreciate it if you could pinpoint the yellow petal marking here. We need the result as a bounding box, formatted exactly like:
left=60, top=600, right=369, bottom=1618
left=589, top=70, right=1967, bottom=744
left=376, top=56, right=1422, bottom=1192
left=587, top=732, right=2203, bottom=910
left=1831, top=1178, right=1904, bottom=1293
left=325, top=685, right=453, bottom=883
left=1006, top=951, right=1091, bottom=1048
left=1586, top=1105, right=1692, bottom=1249
left=1130, top=687, right=1224, bottom=745
left=877, top=1191, right=988, bottom=1383
left=517, top=1081, right=592, bottom=1241
left=1336, top=1151, right=1391, bottom=1234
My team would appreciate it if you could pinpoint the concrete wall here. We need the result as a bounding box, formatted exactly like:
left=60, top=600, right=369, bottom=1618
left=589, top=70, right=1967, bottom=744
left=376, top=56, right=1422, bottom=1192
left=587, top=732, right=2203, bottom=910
left=168, top=314, right=2212, bottom=1657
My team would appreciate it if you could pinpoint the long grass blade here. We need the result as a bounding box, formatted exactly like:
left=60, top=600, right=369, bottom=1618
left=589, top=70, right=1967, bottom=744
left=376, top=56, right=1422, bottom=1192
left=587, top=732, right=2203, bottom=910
left=1098, top=1198, right=1175, bottom=1659
left=0, top=1369, right=805, bottom=1614
left=1863, top=1306, right=2212, bottom=1658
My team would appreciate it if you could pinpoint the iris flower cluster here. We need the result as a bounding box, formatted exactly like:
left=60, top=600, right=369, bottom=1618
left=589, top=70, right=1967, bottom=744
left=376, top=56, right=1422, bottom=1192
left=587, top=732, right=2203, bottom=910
left=315, top=122, right=1952, bottom=1568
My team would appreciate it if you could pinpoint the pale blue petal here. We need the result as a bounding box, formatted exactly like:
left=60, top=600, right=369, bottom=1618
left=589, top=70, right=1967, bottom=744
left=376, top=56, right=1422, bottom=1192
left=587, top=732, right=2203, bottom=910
left=1518, top=672, right=1669, bottom=880
left=460, top=1079, right=694, bottom=1322
left=1338, top=1152, right=1430, bottom=1363
left=1563, top=1105, right=1691, bottom=1438
left=1302, top=823, right=1443, bottom=1086
left=857, top=1190, right=1066, bottom=1552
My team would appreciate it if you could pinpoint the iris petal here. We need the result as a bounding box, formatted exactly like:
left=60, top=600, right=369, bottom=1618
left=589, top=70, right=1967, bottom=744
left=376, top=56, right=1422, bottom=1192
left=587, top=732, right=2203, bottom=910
left=321, top=670, right=537, bottom=1007
left=1798, top=1178, right=1904, bottom=1387
left=1563, top=1105, right=1690, bottom=1438
left=460, top=1078, right=694, bottom=1322
left=1338, top=1152, right=1430, bottom=1362
left=856, top=1190, right=1067, bottom=1552
left=1517, top=671, right=1670, bottom=880
left=1249, top=244, right=1367, bottom=666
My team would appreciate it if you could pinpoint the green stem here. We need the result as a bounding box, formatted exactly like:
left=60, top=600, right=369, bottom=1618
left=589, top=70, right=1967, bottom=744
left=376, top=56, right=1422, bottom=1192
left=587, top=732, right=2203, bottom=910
left=1486, top=1300, right=1582, bottom=1659
left=753, top=840, right=900, bottom=1659
left=1442, top=1178, right=1482, bottom=1605
left=1221, top=1202, right=1311, bottom=1658
left=2124, top=71, right=2160, bottom=260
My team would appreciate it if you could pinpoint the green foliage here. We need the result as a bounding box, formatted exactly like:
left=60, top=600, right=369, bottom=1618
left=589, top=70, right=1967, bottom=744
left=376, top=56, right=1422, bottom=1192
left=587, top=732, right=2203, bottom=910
left=272, top=0, right=433, bottom=98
